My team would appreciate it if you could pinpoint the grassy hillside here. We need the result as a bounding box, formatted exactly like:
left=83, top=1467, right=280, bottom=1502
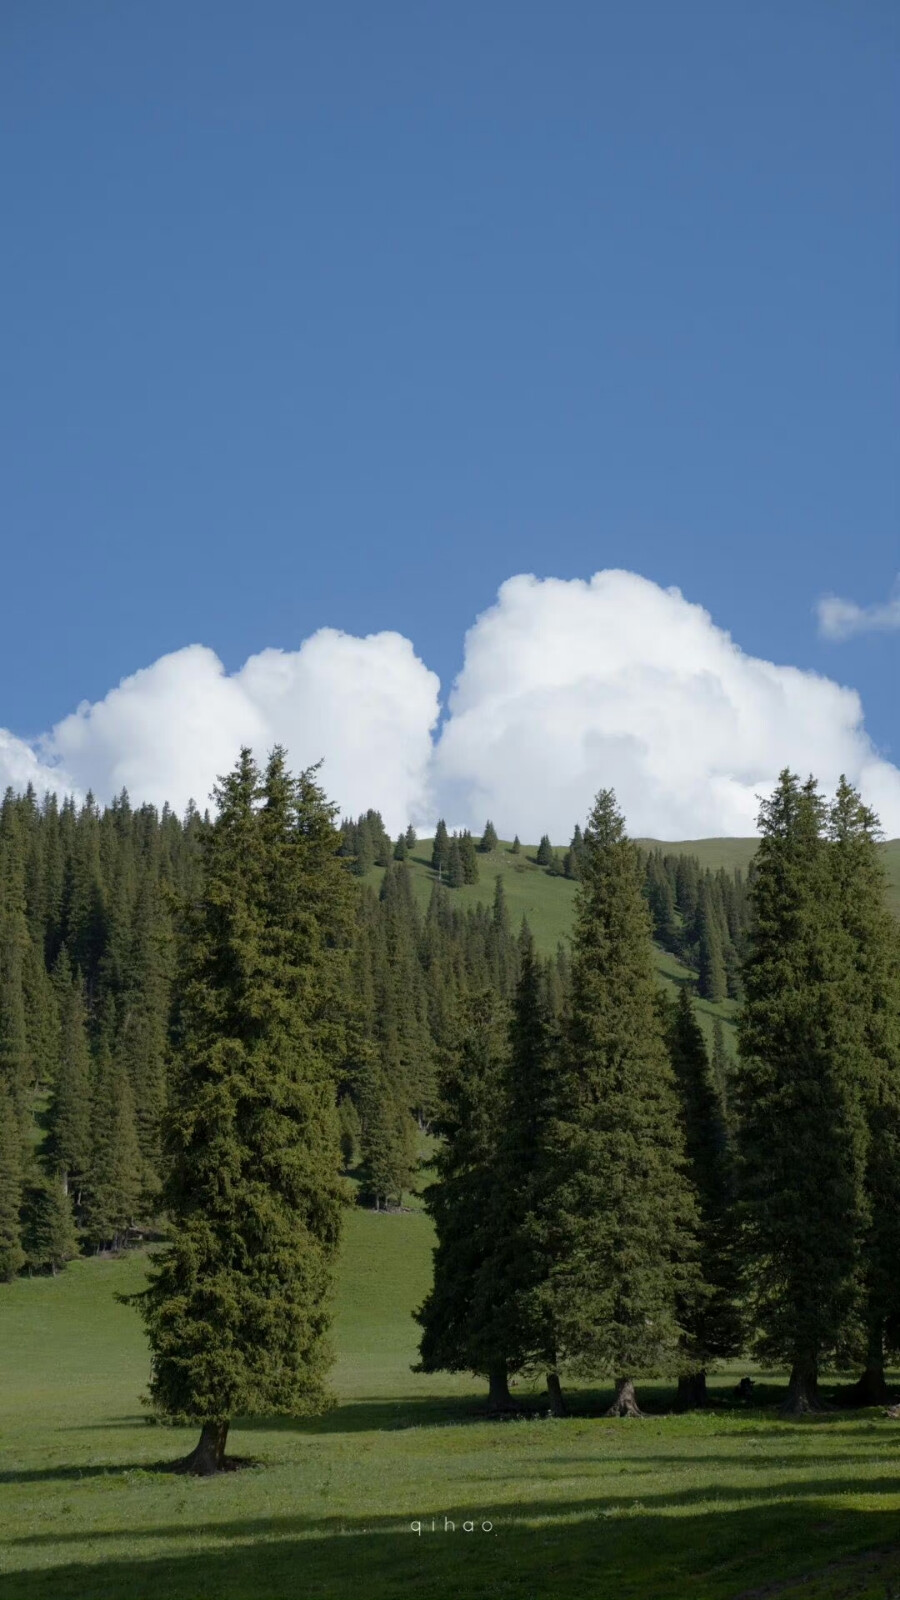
left=364, top=834, right=900, bottom=1057
left=3, top=1216, right=900, bottom=1600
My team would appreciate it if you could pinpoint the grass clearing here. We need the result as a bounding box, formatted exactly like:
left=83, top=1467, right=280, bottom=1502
left=2, top=1209, right=900, bottom=1599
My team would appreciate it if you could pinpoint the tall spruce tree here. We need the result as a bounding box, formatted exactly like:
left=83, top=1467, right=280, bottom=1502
left=736, top=771, right=870, bottom=1413
left=126, top=749, right=353, bottom=1473
left=661, top=987, right=741, bottom=1405
left=827, top=778, right=900, bottom=1404
left=0, top=1080, right=24, bottom=1280
left=534, top=790, right=699, bottom=1416
left=46, top=958, right=93, bottom=1216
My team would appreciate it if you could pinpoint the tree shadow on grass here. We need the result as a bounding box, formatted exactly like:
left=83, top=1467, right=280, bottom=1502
left=1, top=1499, right=899, bottom=1600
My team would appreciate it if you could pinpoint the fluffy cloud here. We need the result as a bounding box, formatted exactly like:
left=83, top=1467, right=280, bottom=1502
left=0, top=632, right=439, bottom=835
left=0, top=571, right=897, bottom=840
left=432, top=571, right=900, bottom=839
left=817, top=580, right=900, bottom=641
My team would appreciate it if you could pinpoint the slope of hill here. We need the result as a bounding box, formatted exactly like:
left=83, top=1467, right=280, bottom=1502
left=364, top=835, right=900, bottom=1059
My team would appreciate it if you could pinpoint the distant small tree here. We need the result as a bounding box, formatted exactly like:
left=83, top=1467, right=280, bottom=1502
left=479, top=821, right=499, bottom=853
left=405, top=824, right=417, bottom=851
left=536, top=835, right=553, bottom=867
left=510, top=836, right=521, bottom=855
left=432, top=820, right=450, bottom=876
left=459, top=831, right=479, bottom=885
left=393, top=833, right=408, bottom=861
left=447, top=838, right=465, bottom=889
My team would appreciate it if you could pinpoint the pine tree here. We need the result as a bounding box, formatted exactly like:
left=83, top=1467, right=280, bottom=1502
left=338, top=1094, right=362, bottom=1171
left=827, top=778, right=900, bottom=1405
left=83, top=1042, right=143, bottom=1250
left=459, top=830, right=479, bottom=885
left=0, top=1080, right=24, bottom=1279
left=510, top=836, right=521, bottom=856
left=662, top=987, right=741, bottom=1404
left=126, top=749, right=353, bottom=1473
left=711, top=1018, right=730, bottom=1120
left=696, top=884, right=727, bottom=1001
left=535, top=790, right=699, bottom=1416
left=736, top=771, right=870, bottom=1414
left=447, top=838, right=465, bottom=889
left=479, top=821, right=499, bottom=853
left=405, top=824, right=417, bottom=851
left=415, top=990, right=511, bottom=1402
left=432, top=820, right=450, bottom=877
left=536, top=834, right=553, bottom=867
left=46, top=958, right=93, bottom=1216
left=21, top=1176, right=77, bottom=1274
left=393, top=832, right=408, bottom=861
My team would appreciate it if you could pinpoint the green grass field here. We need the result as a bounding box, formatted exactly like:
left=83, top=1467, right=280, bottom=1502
left=3, top=1211, right=900, bottom=1600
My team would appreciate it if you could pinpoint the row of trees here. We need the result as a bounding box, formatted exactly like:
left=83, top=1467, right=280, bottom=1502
left=416, top=774, right=900, bottom=1417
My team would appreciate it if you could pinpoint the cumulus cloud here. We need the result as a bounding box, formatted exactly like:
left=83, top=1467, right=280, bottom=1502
left=817, top=580, right=900, bottom=641
left=0, top=571, right=898, bottom=840
left=0, top=632, right=440, bottom=835
left=432, top=571, right=900, bottom=839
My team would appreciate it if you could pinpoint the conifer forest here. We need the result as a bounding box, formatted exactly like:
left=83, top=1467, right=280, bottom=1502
left=2, top=752, right=900, bottom=1597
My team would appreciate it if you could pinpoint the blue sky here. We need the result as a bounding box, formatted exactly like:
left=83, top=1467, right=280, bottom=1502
left=1, top=2, right=897, bottom=826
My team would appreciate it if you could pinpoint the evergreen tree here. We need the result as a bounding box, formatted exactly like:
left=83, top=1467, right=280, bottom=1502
left=696, top=884, right=727, bottom=1002
left=393, top=832, right=408, bottom=861
left=510, top=835, right=521, bottom=855
left=827, top=778, right=900, bottom=1404
left=432, top=820, right=450, bottom=877
left=736, top=771, right=870, bottom=1413
left=46, top=959, right=93, bottom=1217
left=459, top=830, right=479, bottom=885
left=21, top=1175, right=77, bottom=1274
left=0, top=1080, right=24, bottom=1280
left=338, top=1094, right=362, bottom=1171
left=479, top=820, right=499, bottom=853
left=536, top=834, right=553, bottom=867
left=663, top=987, right=741, bottom=1404
left=126, top=749, right=353, bottom=1473
left=83, top=1042, right=143, bottom=1250
left=447, top=838, right=465, bottom=889
left=711, top=1018, right=730, bottom=1119
left=535, top=790, right=699, bottom=1416
left=415, top=990, right=511, bottom=1403
left=405, top=824, right=417, bottom=851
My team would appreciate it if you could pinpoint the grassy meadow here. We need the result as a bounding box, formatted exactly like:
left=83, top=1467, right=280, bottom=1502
left=3, top=1210, right=900, bottom=1600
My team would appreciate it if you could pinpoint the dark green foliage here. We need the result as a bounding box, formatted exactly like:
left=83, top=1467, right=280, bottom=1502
left=431, top=820, right=450, bottom=876
left=535, top=791, right=700, bottom=1385
left=337, top=1094, right=362, bottom=1171
left=510, top=835, right=521, bottom=855
left=458, top=831, right=479, bottom=885
left=21, top=1175, right=77, bottom=1274
left=696, top=884, right=727, bottom=1002
left=404, top=824, right=417, bottom=851
left=0, top=1079, right=24, bottom=1279
left=393, top=833, right=407, bottom=861
left=536, top=834, right=553, bottom=867
left=479, top=821, right=499, bottom=853
left=415, top=991, right=510, bottom=1379
left=736, top=770, right=871, bottom=1401
left=46, top=959, right=92, bottom=1213
left=83, top=1042, right=143, bottom=1250
left=826, top=779, right=900, bottom=1381
left=447, top=838, right=465, bottom=889
left=130, top=749, right=353, bottom=1428
left=662, top=987, right=741, bottom=1364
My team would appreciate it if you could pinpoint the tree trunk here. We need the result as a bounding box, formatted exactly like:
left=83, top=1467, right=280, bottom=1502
left=840, top=1324, right=892, bottom=1407
left=487, top=1363, right=517, bottom=1412
left=605, top=1377, right=642, bottom=1417
left=676, top=1371, right=707, bottom=1410
left=172, top=1421, right=230, bottom=1475
left=546, top=1371, right=567, bottom=1417
left=781, top=1360, right=828, bottom=1416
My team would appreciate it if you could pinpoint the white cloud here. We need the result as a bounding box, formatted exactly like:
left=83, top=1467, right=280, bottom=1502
left=817, top=580, right=900, bottom=641
left=0, top=632, right=440, bottom=835
left=0, top=571, right=897, bottom=840
left=432, top=571, right=900, bottom=839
